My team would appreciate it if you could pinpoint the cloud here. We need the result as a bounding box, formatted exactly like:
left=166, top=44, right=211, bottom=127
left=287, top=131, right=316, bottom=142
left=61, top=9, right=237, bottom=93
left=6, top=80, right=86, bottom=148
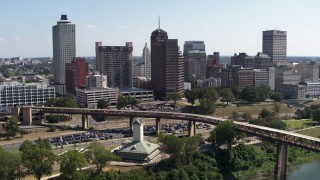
left=87, top=24, right=97, bottom=29
left=129, top=23, right=136, bottom=26
left=119, top=25, right=126, bottom=29
left=13, top=36, right=23, bottom=41
left=0, top=37, right=6, bottom=42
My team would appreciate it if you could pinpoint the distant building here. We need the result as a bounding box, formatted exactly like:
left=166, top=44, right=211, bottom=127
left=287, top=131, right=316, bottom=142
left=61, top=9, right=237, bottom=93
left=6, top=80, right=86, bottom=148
left=65, top=58, right=89, bottom=96
left=0, top=82, right=55, bottom=111
left=52, top=15, right=76, bottom=95
left=184, top=82, right=191, bottom=90
left=231, top=67, right=254, bottom=91
left=135, top=76, right=151, bottom=90
left=96, top=42, right=133, bottom=88
left=275, top=66, right=301, bottom=90
left=116, top=118, right=160, bottom=162
left=296, top=62, right=319, bottom=82
left=120, top=88, right=154, bottom=102
left=277, top=84, right=306, bottom=100
left=183, top=41, right=206, bottom=78
left=263, top=30, right=287, bottom=63
left=86, top=72, right=108, bottom=89
left=231, top=53, right=254, bottom=68
left=206, top=52, right=220, bottom=78
left=253, top=52, right=272, bottom=69
left=75, top=87, right=118, bottom=108
left=197, top=77, right=221, bottom=88
left=142, top=43, right=151, bottom=78
left=151, top=23, right=184, bottom=99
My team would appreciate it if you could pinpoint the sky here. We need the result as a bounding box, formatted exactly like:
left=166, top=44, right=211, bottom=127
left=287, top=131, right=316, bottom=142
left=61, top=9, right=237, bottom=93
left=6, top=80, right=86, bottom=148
left=0, top=0, right=320, bottom=57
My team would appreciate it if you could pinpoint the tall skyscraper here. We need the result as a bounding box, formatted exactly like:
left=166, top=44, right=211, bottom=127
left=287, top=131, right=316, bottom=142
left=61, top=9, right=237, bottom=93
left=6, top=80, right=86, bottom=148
left=183, top=41, right=206, bottom=78
left=151, top=22, right=184, bottom=99
left=262, top=30, right=287, bottom=63
left=96, top=42, right=133, bottom=88
left=142, top=43, right=151, bottom=79
left=52, top=15, right=76, bottom=95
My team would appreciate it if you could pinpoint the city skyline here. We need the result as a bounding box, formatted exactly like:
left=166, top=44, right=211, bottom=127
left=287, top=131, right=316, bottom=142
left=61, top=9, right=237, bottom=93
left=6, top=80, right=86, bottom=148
left=1, top=0, right=320, bottom=57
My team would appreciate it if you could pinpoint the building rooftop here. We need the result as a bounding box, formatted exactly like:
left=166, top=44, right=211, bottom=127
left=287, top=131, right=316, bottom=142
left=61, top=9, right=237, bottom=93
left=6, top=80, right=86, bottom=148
left=120, top=88, right=153, bottom=93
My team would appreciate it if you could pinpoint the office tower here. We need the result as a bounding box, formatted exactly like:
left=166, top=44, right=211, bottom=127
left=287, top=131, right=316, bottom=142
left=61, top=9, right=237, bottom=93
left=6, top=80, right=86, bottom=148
left=96, top=42, right=133, bottom=88
left=52, top=14, right=76, bottom=95
left=95, top=42, right=102, bottom=72
left=142, top=43, right=151, bottom=78
left=262, top=30, right=287, bottom=63
left=151, top=23, right=184, bottom=99
left=65, top=58, right=88, bottom=96
left=206, top=52, right=220, bottom=78
left=183, top=41, right=206, bottom=78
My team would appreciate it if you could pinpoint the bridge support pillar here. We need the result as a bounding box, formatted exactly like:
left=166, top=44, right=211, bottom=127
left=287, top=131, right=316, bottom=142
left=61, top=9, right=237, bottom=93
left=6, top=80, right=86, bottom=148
left=188, top=120, right=196, bottom=137
left=155, top=117, right=161, bottom=136
left=12, top=107, right=21, bottom=121
left=82, top=115, right=89, bottom=129
left=274, top=143, right=288, bottom=180
left=129, top=117, right=134, bottom=130
left=23, top=107, right=32, bottom=125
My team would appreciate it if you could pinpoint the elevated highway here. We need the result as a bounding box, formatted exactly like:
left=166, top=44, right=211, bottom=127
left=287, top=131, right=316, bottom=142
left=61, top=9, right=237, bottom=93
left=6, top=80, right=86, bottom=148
left=13, top=106, right=320, bottom=180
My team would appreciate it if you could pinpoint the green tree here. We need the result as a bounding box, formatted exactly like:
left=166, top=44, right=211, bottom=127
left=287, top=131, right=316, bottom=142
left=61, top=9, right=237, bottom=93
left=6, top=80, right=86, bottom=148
left=97, top=99, right=109, bottom=109
left=0, top=148, right=22, bottom=180
left=273, top=103, right=281, bottom=115
left=44, top=97, right=78, bottom=108
left=312, top=108, right=320, bottom=123
left=19, top=138, right=56, bottom=180
left=60, top=150, right=87, bottom=179
left=266, top=120, right=287, bottom=130
left=85, top=142, right=119, bottom=172
left=241, top=86, right=256, bottom=102
left=220, top=88, right=234, bottom=105
left=242, top=112, right=252, bottom=121
left=184, top=89, right=198, bottom=106
left=211, top=121, right=236, bottom=151
left=255, top=85, right=270, bottom=102
left=199, top=98, right=215, bottom=115
left=270, top=92, right=283, bottom=102
left=259, top=108, right=271, bottom=119
left=168, top=92, right=182, bottom=108
left=5, top=117, right=19, bottom=139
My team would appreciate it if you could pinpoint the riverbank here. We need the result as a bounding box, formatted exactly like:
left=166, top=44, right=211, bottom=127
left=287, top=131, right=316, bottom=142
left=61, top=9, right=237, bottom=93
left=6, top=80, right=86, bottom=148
left=231, top=145, right=319, bottom=180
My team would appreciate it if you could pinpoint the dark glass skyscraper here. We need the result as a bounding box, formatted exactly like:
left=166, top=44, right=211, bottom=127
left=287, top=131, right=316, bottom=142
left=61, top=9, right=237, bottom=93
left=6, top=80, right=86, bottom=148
left=151, top=24, right=184, bottom=99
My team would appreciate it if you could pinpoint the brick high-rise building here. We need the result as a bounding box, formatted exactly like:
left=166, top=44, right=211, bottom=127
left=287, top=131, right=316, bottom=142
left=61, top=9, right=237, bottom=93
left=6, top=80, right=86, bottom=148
left=65, top=58, right=88, bottom=96
left=96, top=42, right=133, bottom=88
left=151, top=23, right=184, bottom=99
left=263, top=30, right=287, bottom=63
left=52, top=15, right=76, bottom=95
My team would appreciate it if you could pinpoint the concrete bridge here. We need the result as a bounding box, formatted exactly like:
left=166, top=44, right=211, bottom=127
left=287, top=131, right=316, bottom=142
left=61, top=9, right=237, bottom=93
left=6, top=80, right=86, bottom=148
left=13, top=106, right=320, bottom=180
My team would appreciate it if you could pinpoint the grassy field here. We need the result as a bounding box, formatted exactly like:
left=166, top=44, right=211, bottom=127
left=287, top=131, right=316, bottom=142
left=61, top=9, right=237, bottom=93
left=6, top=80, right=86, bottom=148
left=298, top=127, right=320, bottom=138
left=214, top=103, right=294, bottom=117
left=303, top=99, right=320, bottom=107
left=283, top=119, right=315, bottom=129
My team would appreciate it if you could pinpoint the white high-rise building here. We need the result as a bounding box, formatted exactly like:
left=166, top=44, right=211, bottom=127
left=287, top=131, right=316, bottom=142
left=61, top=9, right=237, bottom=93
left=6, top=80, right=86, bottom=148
left=52, top=15, right=76, bottom=95
left=142, top=43, right=151, bottom=78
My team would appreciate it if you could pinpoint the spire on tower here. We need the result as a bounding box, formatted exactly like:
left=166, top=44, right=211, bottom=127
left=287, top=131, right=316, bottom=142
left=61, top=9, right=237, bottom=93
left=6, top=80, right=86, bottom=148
left=158, top=16, right=160, bottom=30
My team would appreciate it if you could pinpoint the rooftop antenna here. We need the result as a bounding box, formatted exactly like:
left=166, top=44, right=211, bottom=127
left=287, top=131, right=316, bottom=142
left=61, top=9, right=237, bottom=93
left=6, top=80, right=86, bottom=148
left=158, top=15, right=160, bottom=30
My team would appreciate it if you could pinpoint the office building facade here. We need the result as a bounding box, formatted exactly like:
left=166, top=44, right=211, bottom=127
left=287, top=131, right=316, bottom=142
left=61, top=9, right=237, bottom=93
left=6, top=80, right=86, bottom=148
left=65, top=58, right=88, bottom=96
left=96, top=42, right=133, bottom=88
left=183, top=41, right=206, bottom=78
left=52, top=15, right=76, bottom=95
left=0, top=82, right=55, bottom=111
left=262, top=30, right=287, bottom=63
left=142, top=43, right=151, bottom=78
left=151, top=25, right=184, bottom=99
